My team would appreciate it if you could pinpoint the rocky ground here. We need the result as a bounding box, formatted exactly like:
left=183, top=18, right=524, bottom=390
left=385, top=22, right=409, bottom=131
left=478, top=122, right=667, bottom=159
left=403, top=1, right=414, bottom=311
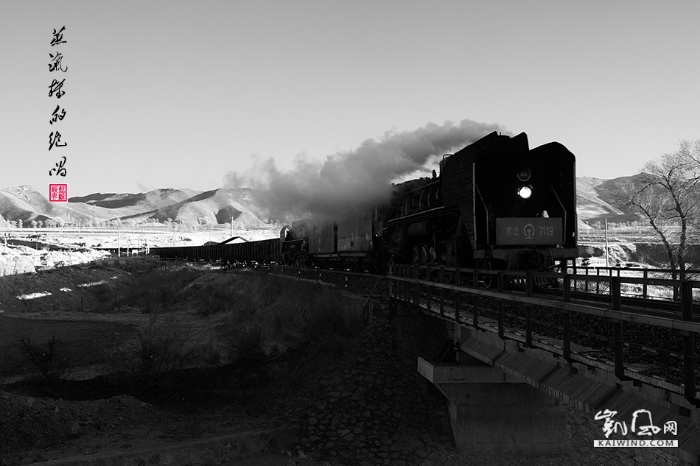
left=0, top=261, right=688, bottom=466
left=2, top=303, right=683, bottom=466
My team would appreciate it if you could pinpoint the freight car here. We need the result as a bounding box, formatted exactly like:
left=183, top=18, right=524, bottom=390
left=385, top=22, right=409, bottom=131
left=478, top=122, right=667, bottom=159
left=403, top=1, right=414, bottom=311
left=280, top=211, right=381, bottom=272
left=383, top=131, right=578, bottom=281
left=149, top=236, right=283, bottom=265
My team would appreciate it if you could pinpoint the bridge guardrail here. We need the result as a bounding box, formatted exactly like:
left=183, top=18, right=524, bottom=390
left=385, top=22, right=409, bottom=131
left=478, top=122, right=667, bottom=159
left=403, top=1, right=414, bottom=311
left=569, top=266, right=700, bottom=300
left=388, top=264, right=699, bottom=407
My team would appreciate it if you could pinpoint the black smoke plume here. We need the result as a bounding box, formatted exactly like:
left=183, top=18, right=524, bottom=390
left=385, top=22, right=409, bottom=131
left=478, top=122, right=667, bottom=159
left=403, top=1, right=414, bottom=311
left=223, top=119, right=505, bottom=222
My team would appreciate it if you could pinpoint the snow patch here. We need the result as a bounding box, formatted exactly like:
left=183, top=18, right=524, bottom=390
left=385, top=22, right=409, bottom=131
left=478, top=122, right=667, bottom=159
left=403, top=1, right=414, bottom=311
left=16, top=291, right=52, bottom=300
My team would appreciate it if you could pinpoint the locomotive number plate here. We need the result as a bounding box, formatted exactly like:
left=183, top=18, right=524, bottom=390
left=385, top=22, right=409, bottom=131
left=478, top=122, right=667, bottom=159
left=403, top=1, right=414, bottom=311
left=496, top=218, right=563, bottom=245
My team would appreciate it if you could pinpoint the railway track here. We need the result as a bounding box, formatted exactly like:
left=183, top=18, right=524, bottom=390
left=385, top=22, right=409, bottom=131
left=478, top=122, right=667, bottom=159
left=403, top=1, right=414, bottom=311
left=256, top=264, right=699, bottom=401
left=265, top=263, right=696, bottom=318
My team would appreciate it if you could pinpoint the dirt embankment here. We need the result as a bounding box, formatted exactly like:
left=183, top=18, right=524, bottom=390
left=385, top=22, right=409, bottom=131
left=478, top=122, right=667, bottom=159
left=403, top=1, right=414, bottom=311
left=0, top=277, right=455, bottom=466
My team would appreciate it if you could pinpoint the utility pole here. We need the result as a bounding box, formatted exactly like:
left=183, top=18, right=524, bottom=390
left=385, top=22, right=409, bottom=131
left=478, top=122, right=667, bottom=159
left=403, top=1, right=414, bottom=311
left=604, top=218, right=609, bottom=268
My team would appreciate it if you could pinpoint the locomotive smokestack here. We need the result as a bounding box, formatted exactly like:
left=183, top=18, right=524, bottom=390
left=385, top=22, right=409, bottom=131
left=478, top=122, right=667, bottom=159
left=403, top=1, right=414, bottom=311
left=223, top=119, right=505, bottom=222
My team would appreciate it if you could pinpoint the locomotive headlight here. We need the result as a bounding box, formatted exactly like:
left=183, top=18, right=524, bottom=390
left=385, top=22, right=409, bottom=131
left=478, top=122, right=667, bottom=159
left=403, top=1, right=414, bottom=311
left=517, top=167, right=531, bottom=182
left=517, top=185, right=533, bottom=199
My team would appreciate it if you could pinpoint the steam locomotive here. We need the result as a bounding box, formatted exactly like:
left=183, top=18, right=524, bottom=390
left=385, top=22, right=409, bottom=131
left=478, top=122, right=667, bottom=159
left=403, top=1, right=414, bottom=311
left=150, top=131, right=578, bottom=277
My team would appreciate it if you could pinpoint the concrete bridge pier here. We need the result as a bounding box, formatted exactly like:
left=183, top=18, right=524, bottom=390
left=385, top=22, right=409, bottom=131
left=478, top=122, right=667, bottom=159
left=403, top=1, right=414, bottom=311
left=418, top=356, right=567, bottom=456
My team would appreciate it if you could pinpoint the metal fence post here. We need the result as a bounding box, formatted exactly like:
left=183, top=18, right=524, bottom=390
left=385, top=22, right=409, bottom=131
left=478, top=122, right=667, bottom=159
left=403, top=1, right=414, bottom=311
left=681, top=281, right=697, bottom=404
left=454, top=287, right=460, bottom=323
left=404, top=275, right=409, bottom=302
left=414, top=265, right=419, bottom=307
left=426, top=281, right=432, bottom=314
left=563, top=273, right=571, bottom=303
left=497, top=272, right=504, bottom=339
left=439, top=266, right=444, bottom=317
left=388, top=269, right=394, bottom=298
left=611, top=276, right=626, bottom=381
left=563, top=274, right=571, bottom=363
left=674, top=278, right=680, bottom=302
left=525, top=272, right=533, bottom=347
left=612, top=276, right=621, bottom=310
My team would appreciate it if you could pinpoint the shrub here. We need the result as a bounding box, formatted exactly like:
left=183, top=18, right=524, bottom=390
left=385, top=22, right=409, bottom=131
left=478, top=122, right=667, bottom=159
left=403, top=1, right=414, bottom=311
left=137, top=309, right=216, bottom=374
left=196, top=274, right=285, bottom=317
left=18, top=336, right=71, bottom=381
left=223, top=320, right=263, bottom=363
left=113, top=268, right=202, bottom=313
left=218, top=274, right=365, bottom=363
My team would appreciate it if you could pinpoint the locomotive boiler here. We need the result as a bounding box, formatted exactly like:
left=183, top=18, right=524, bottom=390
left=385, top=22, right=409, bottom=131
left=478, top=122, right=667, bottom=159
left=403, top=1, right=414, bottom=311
left=383, top=131, right=578, bottom=274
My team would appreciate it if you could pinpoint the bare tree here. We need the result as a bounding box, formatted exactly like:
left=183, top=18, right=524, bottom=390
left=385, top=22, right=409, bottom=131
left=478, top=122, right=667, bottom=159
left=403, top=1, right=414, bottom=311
left=622, top=140, right=700, bottom=280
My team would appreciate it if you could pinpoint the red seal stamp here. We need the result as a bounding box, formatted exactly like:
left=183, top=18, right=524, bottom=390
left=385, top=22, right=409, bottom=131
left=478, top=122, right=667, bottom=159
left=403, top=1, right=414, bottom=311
left=49, top=183, right=67, bottom=202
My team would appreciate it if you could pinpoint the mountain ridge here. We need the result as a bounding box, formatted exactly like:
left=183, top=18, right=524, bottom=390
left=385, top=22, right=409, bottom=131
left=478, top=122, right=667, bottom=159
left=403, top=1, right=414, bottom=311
left=0, top=176, right=640, bottom=228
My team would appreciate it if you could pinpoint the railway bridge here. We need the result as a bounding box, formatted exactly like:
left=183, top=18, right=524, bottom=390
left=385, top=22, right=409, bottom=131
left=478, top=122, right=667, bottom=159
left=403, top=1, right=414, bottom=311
left=382, top=264, right=700, bottom=465
left=156, top=258, right=700, bottom=465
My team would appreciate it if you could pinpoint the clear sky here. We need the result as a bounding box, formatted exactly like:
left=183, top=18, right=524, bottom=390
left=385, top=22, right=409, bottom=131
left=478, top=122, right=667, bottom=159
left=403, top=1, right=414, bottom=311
left=1, top=1, right=698, bottom=198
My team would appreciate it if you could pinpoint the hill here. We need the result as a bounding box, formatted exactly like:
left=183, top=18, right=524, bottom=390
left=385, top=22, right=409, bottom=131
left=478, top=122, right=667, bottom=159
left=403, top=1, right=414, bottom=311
left=118, top=188, right=271, bottom=228
left=0, top=185, right=118, bottom=226
left=0, top=175, right=643, bottom=230
left=0, top=186, right=275, bottom=229
left=576, top=176, right=643, bottom=225
left=68, top=188, right=200, bottom=210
